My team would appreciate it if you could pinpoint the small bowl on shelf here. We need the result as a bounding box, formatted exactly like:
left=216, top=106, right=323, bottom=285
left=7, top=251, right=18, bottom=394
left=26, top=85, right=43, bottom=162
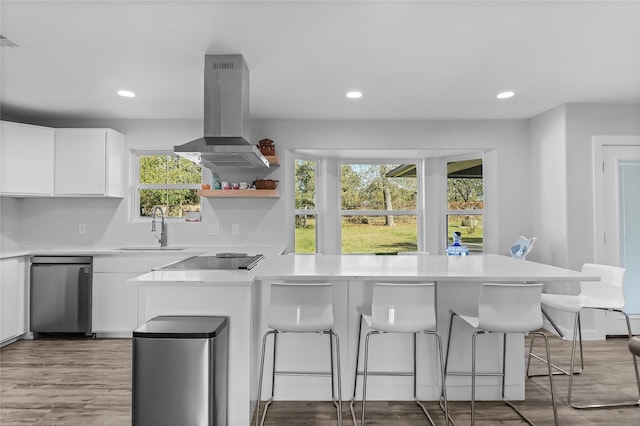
left=201, top=184, right=211, bottom=190
left=254, top=179, right=279, bottom=190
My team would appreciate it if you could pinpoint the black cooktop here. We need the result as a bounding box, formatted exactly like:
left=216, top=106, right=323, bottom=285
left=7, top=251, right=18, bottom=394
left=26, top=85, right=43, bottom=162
left=157, top=254, right=265, bottom=270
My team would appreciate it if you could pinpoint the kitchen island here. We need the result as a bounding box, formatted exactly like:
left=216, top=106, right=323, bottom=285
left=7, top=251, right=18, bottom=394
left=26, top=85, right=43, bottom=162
left=131, top=254, right=595, bottom=426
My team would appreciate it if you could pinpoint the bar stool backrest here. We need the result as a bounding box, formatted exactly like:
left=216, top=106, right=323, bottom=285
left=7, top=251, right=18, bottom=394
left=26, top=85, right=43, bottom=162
left=371, top=282, right=436, bottom=332
left=268, top=282, right=334, bottom=332
left=580, top=263, right=626, bottom=309
left=478, top=283, right=544, bottom=333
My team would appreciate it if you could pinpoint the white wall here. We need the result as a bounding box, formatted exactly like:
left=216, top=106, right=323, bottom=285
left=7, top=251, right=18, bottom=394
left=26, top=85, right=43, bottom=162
left=0, top=197, right=23, bottom=248
left=528, top=103, right=640, bottom=270
left=529, top=105, right=569, bottom=267
left=565, top=103, right=640, bottom=270
left=529, top=103, right=640, bottom=339
left=5, top=119, right=285, bottom=248
left=1, top=117, right=531, bottom=253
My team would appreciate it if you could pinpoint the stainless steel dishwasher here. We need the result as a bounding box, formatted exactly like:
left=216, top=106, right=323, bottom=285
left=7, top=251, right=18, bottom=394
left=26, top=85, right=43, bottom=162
left=30, top=256, right=93, bottom=337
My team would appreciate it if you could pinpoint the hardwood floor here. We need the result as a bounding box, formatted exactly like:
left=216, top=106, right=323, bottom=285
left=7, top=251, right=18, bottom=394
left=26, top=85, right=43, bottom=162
left=1, top=333, right=639, bottom=425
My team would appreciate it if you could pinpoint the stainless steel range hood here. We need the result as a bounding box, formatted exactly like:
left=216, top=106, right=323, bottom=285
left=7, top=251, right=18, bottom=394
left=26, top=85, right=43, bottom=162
left=174, top=55, right=269, bottom=169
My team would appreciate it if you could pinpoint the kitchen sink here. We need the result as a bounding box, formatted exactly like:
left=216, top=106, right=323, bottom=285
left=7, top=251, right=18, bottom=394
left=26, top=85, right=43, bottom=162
left=116, top=246, right=188, bottom=251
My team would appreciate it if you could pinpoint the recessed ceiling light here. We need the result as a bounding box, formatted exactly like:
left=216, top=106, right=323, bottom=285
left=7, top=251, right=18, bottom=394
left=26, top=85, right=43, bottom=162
left=117, top=90, right=136, bottom=98
left=496, top=91, right=515, bottom=99
left=346, top=91, right=362, bottom=99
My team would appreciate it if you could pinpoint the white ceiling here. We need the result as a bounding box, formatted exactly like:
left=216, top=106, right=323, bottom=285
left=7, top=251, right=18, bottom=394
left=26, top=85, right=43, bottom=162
left=1, top=0, right=639, bottom=122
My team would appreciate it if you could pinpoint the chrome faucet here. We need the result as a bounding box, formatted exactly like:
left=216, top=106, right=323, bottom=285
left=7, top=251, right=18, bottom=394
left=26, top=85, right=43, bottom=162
left=151, top=206, right=167, bottom=247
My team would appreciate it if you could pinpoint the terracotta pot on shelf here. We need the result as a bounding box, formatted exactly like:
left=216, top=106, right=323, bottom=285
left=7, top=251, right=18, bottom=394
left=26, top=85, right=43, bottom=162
left=257, top=138, right=276, bottom=156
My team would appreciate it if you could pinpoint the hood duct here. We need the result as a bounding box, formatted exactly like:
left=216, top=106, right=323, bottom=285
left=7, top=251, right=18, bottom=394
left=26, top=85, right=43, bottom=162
left=174, top=54, right=269, bottom=169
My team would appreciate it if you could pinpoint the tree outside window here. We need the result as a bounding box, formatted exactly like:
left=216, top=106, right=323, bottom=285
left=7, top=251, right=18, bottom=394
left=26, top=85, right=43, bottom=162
left=341, top=163, right=418, bottom=254
left=295, top=159, right=318, bottom=252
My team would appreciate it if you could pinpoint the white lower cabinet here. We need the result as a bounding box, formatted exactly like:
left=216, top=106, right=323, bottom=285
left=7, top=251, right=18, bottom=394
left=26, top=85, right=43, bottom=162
left=92, top=254, right=186, bottom=336
left=0, top=257, right=27, bottom=344
left=92, top=272, right=140, bottom=335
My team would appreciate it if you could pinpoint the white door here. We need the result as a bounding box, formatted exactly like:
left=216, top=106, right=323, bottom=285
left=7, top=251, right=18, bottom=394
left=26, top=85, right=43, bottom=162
left=601, top=141, right=640, bottom=335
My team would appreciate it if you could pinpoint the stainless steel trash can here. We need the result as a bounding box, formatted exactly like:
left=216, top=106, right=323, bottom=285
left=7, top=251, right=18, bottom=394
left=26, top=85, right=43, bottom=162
left=132, top=316, right=228, bottom=426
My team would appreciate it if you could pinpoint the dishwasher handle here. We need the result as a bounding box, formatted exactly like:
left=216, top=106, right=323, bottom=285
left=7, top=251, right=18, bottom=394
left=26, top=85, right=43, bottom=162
left=31, top=256, right=93, bottom=264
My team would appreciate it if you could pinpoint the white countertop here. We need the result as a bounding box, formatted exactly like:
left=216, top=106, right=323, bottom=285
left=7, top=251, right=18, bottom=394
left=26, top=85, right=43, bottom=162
left=0, top=245, right=285, bottom=260
left=130, top=254, right=595, bottom=285
left=258, top=253, right=592, bottom=281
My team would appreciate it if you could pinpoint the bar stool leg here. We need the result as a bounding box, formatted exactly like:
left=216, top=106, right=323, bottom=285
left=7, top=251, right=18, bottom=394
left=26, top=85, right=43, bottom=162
left=470, top=331, right=483, bottom=426
left=568, top=309, right=640, bottom=408
left=270, top=332, right=278, bottom=399
left=415, top=331, right=448, bottom=426
left=361, top=330, right=381, bottom=425
left=350, top=315, right=364, bottom=425
left=432, top=330, right=450, bottom=426
left=443, top=312, right=457, bottom=377
left=329, top=331, right=336, bottom=403
left=567, top=312, right=581, bottom=407
left=256, top=330, right=277, bottom=426
left=624, top=311, right=640, bottom=401
left=328, top=330, right=343, bottom=426
left=539, top=331, right=559, bottom=425
left=504, top=332, right=559, bottom=426
left=441, top=312, right=457, bottom=423
left=527, top=312, right=584, bottom=377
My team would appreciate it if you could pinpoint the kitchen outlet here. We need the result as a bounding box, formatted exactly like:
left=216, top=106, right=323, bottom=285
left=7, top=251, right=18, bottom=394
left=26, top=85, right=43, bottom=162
left=231, top=224, right=239, bottom=235
left=208, top=224, right=220, bottom=236
left=78, top=224, right=86, bottom=235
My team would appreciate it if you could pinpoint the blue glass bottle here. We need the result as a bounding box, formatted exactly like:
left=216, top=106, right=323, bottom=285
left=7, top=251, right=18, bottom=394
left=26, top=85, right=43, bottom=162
left=446, top=231, right=470, bottom=256
left=211, top=173, right=222, bottom=190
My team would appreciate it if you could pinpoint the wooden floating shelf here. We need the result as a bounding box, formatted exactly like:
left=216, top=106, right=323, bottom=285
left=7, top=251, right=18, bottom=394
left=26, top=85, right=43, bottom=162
left=264, top=155, right=280, bottom=166
left=198, top=189, right=279, bottom=198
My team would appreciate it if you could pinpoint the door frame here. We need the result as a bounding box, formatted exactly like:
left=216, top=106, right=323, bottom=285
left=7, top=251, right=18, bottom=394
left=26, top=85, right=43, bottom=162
left=593, top=135, right=640, bottom=336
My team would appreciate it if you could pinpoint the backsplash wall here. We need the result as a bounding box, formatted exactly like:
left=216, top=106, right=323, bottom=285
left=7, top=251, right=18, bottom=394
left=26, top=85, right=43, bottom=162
left=5, top=119, right=285, bottom=248
left=4, top=116, right=529, bottom=252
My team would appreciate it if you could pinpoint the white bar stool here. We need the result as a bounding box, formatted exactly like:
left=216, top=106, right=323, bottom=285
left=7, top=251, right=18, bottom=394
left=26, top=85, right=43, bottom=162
left=349, top=282, right=449, bottom=426
left=527, top=263, right=640, bottom=409
left=444, top=283, right=558, bottom=426
left=255, top=282, right=342, bottom=426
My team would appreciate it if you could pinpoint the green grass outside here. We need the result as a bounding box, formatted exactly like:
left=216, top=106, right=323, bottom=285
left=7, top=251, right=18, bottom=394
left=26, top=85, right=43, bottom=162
left=295, top=216, right=483, bottom=254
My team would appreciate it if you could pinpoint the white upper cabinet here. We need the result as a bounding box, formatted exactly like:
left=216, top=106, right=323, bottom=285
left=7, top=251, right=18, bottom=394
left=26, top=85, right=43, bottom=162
left=54, top=128, right=124, bottom=197
left=0, top=121, right=55, bottom=196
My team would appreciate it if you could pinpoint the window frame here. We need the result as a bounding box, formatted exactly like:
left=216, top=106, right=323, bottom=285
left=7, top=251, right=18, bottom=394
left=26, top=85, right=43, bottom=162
left=132, top=150, right=202, bottom=222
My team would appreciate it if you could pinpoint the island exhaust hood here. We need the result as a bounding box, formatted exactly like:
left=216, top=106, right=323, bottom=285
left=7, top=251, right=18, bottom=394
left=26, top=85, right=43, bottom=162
left=174, top=54, right=269, bottom=169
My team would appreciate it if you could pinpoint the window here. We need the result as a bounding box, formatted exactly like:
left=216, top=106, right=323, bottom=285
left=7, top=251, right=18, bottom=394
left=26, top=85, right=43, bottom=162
left=134, top=151, right=202, bottom=219
left=340, top=162, right=418, bottom=254
left=446, top=158, right=483, bottom=253
left=294, top=159, right=318, bottom=253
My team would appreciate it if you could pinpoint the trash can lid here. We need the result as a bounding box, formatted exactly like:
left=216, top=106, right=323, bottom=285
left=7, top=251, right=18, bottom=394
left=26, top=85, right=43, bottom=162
left=133, top=316, right=227, bottom=338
